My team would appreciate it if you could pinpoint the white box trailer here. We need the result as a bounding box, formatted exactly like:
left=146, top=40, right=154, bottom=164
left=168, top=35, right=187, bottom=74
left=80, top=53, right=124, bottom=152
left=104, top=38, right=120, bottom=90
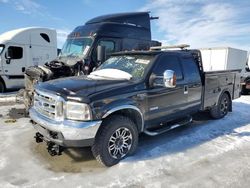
left=0, top=27, right=57, bottom=92
left=200, top=47, right=248, bottom=74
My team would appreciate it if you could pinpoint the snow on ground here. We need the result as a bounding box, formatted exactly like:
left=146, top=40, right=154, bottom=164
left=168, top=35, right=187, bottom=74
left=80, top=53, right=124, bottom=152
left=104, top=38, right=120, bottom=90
left=0, top=96, right=250, bottom=187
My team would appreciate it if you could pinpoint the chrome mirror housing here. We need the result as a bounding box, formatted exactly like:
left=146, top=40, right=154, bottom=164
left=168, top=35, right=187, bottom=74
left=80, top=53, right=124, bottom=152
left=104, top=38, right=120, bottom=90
left=163, top=70, right=176, bottom=88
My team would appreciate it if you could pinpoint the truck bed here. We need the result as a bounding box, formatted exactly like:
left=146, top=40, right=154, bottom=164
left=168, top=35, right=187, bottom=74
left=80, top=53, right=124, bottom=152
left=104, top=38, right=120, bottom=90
left=202, top=69, right=241, bottom=110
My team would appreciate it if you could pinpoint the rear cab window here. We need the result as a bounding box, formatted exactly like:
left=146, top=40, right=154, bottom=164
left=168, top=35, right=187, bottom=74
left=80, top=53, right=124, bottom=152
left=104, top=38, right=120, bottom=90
left=181, top=56, right=201, bottom=83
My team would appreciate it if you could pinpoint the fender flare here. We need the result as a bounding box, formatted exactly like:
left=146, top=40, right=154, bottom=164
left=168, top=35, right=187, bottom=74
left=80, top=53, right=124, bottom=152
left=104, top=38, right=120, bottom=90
left=102, top=105, right=144, bottom=132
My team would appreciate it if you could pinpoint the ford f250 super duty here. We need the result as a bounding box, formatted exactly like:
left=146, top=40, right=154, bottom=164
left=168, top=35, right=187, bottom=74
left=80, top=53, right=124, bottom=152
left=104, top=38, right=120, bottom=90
left=29, top=45, right=241, bottom=166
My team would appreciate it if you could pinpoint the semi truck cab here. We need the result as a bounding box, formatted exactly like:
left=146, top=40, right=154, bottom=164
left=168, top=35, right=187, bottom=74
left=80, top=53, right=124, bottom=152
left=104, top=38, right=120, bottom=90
left=0, top=27, right=57, bottom=92
left=24, top=12, right=161, bottom=110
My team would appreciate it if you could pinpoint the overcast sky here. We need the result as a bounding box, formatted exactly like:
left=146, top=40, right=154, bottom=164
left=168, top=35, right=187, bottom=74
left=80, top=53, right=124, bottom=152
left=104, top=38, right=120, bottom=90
left=1, top=0, right=250, bottom=50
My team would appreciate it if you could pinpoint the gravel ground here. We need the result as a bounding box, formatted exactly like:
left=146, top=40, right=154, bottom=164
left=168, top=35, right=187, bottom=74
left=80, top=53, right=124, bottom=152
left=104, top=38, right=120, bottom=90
left=0, top=96, right=250, bottom=188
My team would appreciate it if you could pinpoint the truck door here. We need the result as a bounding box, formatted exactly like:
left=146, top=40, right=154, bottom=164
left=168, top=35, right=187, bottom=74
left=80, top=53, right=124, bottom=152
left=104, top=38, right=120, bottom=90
left=3, top=45, right=26, bottom=76
left=98, top=39, right=121, bottom=57
left=181, top=56, right=202, bottom=111
left=145, top=54, right=188, bottom=127
left=90, top=38, right=121, bottom=71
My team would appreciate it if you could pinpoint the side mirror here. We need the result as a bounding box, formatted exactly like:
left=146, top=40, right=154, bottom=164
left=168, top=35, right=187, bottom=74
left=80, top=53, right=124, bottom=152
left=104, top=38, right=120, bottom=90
left=97, top=45, right=106, bottom=63
left=163, top=70, right=176, bottom=88
left=57, top=48, right=61, bottom=56
left=5, top=48, right=14, bottom=64
left=6, top=48, right=13, bottom=59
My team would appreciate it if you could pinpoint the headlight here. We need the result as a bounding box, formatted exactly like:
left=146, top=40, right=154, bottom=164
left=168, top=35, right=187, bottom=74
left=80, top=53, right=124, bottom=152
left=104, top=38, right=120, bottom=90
left=55, top=101, right=64, bottom=121
left=65, top=101, right=91, bottom=121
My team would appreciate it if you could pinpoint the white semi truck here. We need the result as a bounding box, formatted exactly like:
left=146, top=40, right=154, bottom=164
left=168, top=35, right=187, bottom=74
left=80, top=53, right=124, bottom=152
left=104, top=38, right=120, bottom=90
left=0, top=27, right=57, bottom=92
left=200, top=47, right=249, bottom=94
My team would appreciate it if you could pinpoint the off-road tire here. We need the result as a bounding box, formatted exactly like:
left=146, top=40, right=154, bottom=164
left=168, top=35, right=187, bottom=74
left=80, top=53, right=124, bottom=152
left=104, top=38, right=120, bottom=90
left=92, top=115, right=138, bottom=167
left=210, top=93, right=230, bottom=119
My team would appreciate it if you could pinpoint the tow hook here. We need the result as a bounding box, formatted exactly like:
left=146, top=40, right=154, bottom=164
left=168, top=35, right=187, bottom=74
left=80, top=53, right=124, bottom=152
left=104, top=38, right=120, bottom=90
left=47, top=142, right=64, bottom=156
left=34, top=132, right=43, bottom=143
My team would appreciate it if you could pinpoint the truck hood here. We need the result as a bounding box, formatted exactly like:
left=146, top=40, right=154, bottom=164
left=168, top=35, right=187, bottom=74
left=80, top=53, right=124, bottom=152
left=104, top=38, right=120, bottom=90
left=37, top=76, right=131, bottom=102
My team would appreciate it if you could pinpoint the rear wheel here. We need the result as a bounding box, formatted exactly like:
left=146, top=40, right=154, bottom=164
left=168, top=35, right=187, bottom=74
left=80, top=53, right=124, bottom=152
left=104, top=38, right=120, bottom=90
left=0, top=81, right=4, bottom=93
left=241, top=85, right=249, bottom=95
left=92, top=115, right=138, bottom=167
left=210, top=93, right=230, bottom=119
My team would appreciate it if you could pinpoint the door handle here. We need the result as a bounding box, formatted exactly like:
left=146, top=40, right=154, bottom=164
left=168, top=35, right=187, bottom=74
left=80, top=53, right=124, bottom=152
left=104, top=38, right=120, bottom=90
left=184, top=85, right=188, bottom=94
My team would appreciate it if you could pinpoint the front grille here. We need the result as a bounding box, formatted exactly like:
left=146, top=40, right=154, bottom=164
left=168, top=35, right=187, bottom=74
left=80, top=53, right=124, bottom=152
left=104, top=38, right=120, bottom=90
left=34, top=89, right=63, bottom=120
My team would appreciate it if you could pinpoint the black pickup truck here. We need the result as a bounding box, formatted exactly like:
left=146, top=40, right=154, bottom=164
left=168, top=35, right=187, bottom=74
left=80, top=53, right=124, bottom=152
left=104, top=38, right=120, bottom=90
left=29, top=47, right=241, bottom=166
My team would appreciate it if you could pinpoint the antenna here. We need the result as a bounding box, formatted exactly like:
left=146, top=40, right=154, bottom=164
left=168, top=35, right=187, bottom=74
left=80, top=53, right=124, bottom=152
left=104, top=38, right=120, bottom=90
left=150, top=44, right=190, bottom=51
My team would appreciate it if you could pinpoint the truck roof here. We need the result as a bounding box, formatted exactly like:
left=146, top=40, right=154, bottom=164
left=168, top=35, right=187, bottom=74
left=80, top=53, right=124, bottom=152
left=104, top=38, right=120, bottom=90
left=69, top=12, right=153, bottom=41
left=111, top=50, right=195, bottom=56
left=0, top=27, right=56, bottom=44
left=86, top=12, right=151, bottom=30
left=71, top=22, right=151, bottom=41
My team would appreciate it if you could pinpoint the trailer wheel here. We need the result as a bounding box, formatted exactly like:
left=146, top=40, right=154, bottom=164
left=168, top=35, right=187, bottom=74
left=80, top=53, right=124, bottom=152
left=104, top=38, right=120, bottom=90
left=92, top=115, right=138, bottom=167
left=210, top=93, right=230, bottom=119
left=0, top=81, right=5, bottom=93
left=241, top=86, right=249, bottom=95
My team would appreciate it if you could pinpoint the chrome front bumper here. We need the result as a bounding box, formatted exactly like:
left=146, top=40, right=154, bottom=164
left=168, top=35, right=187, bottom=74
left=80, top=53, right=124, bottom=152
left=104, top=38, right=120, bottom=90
left=29, top=108, right=102, bottom=147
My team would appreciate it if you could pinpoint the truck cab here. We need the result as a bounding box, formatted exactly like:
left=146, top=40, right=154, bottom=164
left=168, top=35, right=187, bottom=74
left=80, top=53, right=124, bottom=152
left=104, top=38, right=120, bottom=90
left=60, top=12, right=160, bottom=74
left=24, top=12, right=160, bottom=110
left=0, top=27, right=57, bottom=92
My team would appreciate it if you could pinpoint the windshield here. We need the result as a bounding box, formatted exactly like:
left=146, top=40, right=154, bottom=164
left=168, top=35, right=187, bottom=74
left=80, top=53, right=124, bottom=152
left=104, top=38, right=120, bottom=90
left=0, top=45, right=4, bottom=55
left=96, top=55, right=153, bottom=80
left=60, top=37, right=93, bottom=58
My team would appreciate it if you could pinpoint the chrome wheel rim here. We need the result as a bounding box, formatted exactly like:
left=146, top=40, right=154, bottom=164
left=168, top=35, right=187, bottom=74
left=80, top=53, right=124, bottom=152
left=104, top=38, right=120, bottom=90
left=108, top=127, right=133, bottom=159
left=220, top=96, right=228, bottom=115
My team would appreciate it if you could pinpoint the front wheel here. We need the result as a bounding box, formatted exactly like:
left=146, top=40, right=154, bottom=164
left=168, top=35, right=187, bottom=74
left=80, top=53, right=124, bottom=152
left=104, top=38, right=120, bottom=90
left=210, top=93, right=230, bottom=119
left=92, top=115, right=138, bottom=167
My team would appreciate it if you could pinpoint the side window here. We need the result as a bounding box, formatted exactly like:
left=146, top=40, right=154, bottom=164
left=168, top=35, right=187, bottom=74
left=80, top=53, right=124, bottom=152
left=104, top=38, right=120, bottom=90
left=153, top=55, right=183, bottom=80
left=99, top=40, right=115, bottom=54
left=181, top=57, right=201, bottom=83
left=40, top=33, right=50, bottom=43
left=92, top=40, right=116, bottom=63
left=8, top=46, right=23, bottom=59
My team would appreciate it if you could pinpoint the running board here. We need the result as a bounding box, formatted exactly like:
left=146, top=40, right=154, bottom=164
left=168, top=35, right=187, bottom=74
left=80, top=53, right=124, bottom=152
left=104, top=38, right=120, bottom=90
left=144, top=116, right=192, bottom=136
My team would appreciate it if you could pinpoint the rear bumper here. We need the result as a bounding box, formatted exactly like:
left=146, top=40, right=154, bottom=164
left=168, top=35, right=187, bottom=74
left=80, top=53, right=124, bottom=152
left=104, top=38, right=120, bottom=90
left=29, top=108, right=102, bottom=147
